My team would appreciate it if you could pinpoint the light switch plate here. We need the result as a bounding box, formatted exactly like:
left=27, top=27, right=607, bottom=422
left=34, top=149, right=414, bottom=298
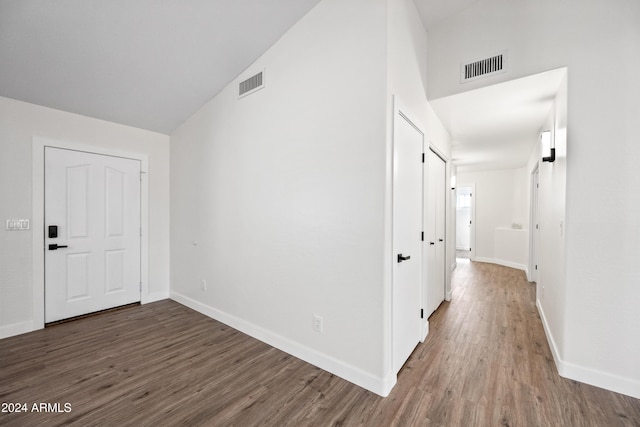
left=5, top=219, right=30, bottom=231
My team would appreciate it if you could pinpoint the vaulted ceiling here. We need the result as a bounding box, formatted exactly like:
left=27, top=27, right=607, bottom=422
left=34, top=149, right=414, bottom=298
left=0, top=0, right=322, bottom=134
left=413, top=0, right=480, bottom=30
left=1, top=0, right=557, bottom=172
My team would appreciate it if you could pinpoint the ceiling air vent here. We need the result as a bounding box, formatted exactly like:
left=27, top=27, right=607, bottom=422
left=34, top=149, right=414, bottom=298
left=460, top=52, right=506, bottom=83
left=238, top=70, right=265, bottom=98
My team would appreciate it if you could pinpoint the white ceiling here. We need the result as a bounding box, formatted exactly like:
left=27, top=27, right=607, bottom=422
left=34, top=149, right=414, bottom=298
left=413, top=0, right=481, bottom=30
left=1, top=0, right=565, bottom=174
left=430, top=69, right=566, bottom=172
left=0, top=0, right=322, bottom=134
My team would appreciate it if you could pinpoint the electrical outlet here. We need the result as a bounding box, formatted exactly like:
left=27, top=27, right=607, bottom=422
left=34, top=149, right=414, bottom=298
left=313, top=315, right=323, bottom=333
left=201, top=279, right=207, bottom=291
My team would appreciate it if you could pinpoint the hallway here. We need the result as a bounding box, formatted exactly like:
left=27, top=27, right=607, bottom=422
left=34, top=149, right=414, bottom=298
left=1, top=261, right=638, bottom=425
left=407, top=259, right=640, bottom=425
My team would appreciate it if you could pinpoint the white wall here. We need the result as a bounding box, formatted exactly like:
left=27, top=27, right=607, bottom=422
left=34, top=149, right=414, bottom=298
left=527, top=72, right=568, bottom=371
left=428, top=0, right=640, bottom=397
left=170, top=0, right=391, bottom=395
left=0, top=96, right=170, bottom=338
left=386, top=0, right=453, bottom=308
left=457, top=167, right=528, bottom=269
left=170, top=0, right=449, bottom=396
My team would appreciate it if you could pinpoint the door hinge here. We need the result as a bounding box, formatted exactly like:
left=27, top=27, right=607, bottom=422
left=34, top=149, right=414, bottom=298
left=535, top=265, right=538, bottom=270
left=420, top=308, right=424, bottom=319
left=422, top=153, right=425, bottom=163
left=421, top=231, right=424, bottom=241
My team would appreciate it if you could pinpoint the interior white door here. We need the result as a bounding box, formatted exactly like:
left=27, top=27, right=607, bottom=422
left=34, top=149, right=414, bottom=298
left=45, top=147, right=141, bottom=323
left=426, top=150, right=446, bottom=317
left=392, top=111, right=423, bottom=373
left=530, top=168, right=540, bottom=282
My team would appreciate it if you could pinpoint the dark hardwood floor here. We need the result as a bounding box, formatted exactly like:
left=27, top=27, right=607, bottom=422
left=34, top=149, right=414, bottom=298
left=1, top=260, right=639, bottom=426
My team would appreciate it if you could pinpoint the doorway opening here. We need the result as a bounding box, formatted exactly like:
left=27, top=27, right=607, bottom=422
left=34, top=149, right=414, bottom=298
left=455, top=184, right=474, bottom=262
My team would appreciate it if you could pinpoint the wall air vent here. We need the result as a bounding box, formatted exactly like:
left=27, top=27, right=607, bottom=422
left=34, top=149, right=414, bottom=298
left=460, top=52, right=506, bottom=83
left=238, top=70, right=265, bottom=98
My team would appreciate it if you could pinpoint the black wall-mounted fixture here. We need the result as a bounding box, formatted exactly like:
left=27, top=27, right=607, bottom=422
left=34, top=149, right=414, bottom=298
left=541, top=130, right=555, bottom=162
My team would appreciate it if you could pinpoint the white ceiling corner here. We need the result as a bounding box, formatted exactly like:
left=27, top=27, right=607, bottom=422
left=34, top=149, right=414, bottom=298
left=412, top=0, right=481, bottom=30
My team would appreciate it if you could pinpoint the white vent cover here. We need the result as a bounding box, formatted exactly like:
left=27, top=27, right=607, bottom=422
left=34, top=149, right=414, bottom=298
left=238, top=70, right=265, bottom=98
left=460, top=52, right=506, bottom=83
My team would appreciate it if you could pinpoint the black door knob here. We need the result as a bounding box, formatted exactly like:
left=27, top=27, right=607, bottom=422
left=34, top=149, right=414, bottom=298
left=397, top=254, right=411, bottom=263
left=48, top=244, right=68, bottom=250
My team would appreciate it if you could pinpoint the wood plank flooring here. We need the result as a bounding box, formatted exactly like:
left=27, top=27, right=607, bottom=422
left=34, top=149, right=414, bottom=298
left=1, top=260, right=639, bottom=426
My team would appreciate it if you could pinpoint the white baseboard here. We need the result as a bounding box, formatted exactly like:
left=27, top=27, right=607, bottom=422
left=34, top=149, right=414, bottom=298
left=473, top=257, right=527, bottom=272
left=142, top=291, right=170, bottom=304
left=170, top=291, right=394, bottom=397
left=536, top=299, right=563, bottom=371
left=0, top=320, right=34, bottom=339
left=561, top=358, right=640, bottom=399
left=420, top=320, right=429, bottom=342
left=445, top=290, right=452, bottom=301
left=537, top=299, right=640, bottom=399
left=0, top=294, right=167, bottom=341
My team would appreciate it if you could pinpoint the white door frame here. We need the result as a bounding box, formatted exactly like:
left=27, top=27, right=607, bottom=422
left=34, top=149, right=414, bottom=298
left=457, top=183, right=476, bottom=261
left=427, top=145, right=452, bottom=303
left=32, top=136, right=150, bottom=329
left=426, top=147, right=448, bottom=314
left=391, top=96, right=425, bottom=374
left=528, top=163, right=540, bottom=282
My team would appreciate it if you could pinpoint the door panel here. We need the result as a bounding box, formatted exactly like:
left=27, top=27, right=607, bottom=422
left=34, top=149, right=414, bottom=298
left=426, top=150, right=446, bottom=317
left=45, top=147, right=141, bottom=322
left=392, top=111, right=423, bottom=373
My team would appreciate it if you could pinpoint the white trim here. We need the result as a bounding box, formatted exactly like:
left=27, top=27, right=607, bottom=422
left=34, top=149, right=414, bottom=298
left=170, top=291, right=394, bottom=397
left=450, top=260, right=457, bottom=272
left=31, top=136, right=150, bottom=333
left=144, top=292, right=170, bottom=304
left=536, top=299, right=562, bottom=370
left=456, top=183, right=476, bottom=262
left=420, top=320, right=429, bottom=342
left=392, top=95, right=426, bottom=379
left=561, top=358, right=640, bottom=399
left=528, top=163, right=540, bottom=283
left=0, top=321, right=34, bottom=339
left=537, top=300, right=640, bottom=399
left=473, top=257, right=527, bottom=272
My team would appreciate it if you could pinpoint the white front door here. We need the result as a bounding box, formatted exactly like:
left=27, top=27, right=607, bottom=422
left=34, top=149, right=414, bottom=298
left=426, top=150, right=446, bottom=317
left=392, top=110, right=423, bottom=373
left=45, top=147, right=141, bottom=323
